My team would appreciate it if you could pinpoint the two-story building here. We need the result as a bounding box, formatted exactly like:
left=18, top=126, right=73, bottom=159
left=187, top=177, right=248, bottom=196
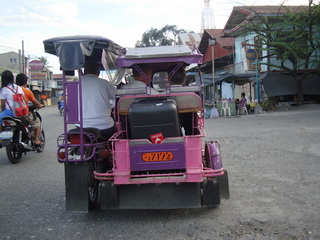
left=220, top=5, right=320, bottom=104
left=0, top=51, right=28, bottom=74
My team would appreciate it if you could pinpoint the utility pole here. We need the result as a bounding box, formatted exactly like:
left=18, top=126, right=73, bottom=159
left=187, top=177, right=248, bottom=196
left=209, top=38, right=216, bottom=101
left=22, top=40, right=25, bottom=74
left=19, top=50, right=22, bottom=73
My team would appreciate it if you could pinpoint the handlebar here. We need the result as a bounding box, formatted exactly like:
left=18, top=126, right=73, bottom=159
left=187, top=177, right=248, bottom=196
left=29, top=105, right=45, bottom=113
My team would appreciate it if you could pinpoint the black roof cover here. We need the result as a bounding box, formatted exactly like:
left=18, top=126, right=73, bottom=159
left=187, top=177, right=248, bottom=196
left=43, top=35, right=123, bottom=71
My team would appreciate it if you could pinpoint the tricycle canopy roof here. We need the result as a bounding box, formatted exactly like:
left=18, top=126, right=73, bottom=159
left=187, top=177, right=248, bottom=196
left=43, top=35, right=123, bottom=71
left=117, top=45, right=203, bottom=70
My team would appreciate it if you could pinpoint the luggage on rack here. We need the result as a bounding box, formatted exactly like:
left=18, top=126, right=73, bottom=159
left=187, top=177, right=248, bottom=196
left=129, top=99, right=181, bottom=141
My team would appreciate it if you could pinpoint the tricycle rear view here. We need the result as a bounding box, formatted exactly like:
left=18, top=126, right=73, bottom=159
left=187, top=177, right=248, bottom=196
left=43, top=36, right=229, bottom=212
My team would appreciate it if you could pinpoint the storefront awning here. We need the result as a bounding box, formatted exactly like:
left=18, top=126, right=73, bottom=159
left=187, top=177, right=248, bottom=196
left=261, top=72, right=320, bottom=97
left=188, top=72, right=256, bottom=87
left=214, top=72, right=256, bottom=85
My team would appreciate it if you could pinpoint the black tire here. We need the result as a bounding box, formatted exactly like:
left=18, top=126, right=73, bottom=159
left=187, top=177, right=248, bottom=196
left=88, top=161, right=99, bottom=210
left=6, top=142, right=22, bottom=164
left=36, top=129, right=45, bottom=153
left=60, top=108, right=63, bottom=116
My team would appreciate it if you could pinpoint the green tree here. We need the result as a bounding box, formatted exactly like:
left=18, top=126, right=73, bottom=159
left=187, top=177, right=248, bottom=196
left=39, top=56, right=52, bottom=69
left=243, top=1, right=320, bottom=104
left=135, top=24, right=186, bottom=47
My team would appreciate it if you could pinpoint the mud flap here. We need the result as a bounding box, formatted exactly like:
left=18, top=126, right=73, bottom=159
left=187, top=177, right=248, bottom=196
left=99, top=182, right=118, bottom=209
left=64, top=162, right=89, bottom=212
left=100, top=182, right=201, bottom=209
left=202, top=179, right=220, bottom=207
left=217, top=169, right=230, bottom=199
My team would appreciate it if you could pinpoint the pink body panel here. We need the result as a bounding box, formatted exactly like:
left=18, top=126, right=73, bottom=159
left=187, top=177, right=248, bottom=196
left=112, top=139, right=131, bottom=184
left=185, top=136, right=203, bottom=182
left=96, top=135, right=224, bottom=184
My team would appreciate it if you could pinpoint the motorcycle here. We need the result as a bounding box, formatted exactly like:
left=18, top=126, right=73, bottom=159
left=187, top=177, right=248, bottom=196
left=0, top=106, right=45, bottom=164
left=58, top=100, right=64, bottom=116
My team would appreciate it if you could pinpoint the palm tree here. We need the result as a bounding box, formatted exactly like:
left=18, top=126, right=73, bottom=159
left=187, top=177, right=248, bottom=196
left=38, top=56, right=52, bottom=70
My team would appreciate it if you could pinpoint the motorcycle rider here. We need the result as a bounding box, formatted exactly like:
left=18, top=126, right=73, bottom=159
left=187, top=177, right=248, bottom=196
left=57, top=93, right=64, bottom=111
left=15, top=73, right=44, bottom=146
left=0, top=70, right=26, bottom=147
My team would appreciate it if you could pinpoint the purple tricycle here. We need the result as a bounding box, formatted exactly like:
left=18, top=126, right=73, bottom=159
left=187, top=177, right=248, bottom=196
left=43, top=36, right=229, bottom=212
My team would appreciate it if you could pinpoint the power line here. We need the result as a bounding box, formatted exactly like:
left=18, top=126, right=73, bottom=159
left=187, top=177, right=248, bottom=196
left=0, top=44, right=20, bottom=52
left=2, top=0, right=91, bottom=66
left=8, top=0, right=89, bottom=35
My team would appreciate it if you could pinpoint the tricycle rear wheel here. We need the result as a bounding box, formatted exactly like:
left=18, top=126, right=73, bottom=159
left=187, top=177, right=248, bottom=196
left=88, top=161, right=98, bottom=210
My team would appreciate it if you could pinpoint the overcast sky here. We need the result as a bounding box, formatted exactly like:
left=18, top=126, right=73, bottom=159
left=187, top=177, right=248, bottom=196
left=0, top=0, right=313, bottom=73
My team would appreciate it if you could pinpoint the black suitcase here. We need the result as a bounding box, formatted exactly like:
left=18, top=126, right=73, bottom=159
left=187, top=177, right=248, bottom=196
left=129, top=99, right=181, bottom=140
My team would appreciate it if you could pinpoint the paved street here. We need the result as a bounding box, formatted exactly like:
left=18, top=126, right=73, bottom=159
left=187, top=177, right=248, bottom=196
left=0, top=104, right=319, bottom=240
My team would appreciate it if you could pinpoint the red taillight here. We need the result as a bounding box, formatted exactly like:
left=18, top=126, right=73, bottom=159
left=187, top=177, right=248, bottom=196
left=99, top=149, right=109, bottom=158
left=3, top=120, right=16, bottom=126
left=58, top=152, right=65, bottom=159
left=69, top=135, right=86, bottom=144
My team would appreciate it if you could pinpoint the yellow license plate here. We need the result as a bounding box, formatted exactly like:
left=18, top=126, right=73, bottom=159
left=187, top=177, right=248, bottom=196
left=142, top=152, right=174, bottom=162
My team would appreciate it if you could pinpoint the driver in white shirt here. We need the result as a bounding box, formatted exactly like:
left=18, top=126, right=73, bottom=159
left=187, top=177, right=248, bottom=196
left=81, top=60, right=116, bottom=140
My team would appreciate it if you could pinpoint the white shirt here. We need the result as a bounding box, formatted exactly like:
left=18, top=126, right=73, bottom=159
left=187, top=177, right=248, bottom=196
left=81, top=74, right=116, bottom=130
left=0, top=83, right=24, bottom=110
left=121, top=80, right=159, bottom=95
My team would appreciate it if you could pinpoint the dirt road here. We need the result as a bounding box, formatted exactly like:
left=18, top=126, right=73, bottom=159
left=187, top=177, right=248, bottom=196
left=203, top=103, right=320, bottom=239
left=1, top=104, right=319, bottom=240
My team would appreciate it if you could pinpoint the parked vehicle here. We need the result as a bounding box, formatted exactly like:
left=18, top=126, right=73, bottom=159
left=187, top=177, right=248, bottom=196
left=0, top=106, right=45, bottom=164
left=43, top=35, right=229, bottom=212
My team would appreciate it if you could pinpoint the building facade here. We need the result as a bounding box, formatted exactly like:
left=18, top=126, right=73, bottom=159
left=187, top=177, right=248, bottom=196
left=0, top=51, right=28, bottom=73
left=221, top=5, right=320, bottom=103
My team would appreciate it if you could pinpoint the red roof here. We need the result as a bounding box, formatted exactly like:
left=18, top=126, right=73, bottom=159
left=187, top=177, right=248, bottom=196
left=223, top=5, right=308, bottom=36
left=198, top=29, right=234, bottom=63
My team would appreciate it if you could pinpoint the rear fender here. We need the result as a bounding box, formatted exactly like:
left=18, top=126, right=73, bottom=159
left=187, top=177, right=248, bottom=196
left=204, top=141, right=230, bottom=199
left=204, top=140, right=222, bottom=169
